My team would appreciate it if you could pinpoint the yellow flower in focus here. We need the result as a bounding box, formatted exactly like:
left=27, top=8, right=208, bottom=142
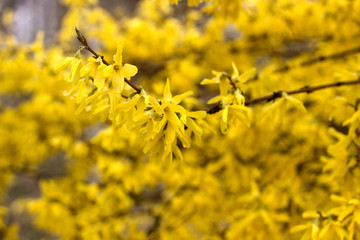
left=144, top=79, right=206, bottom=162
left=80, top=56, right=107, bottom=89
left=104, top=45, right=138, bottom=94
left=231, top=63, right=256, bottom=89
left=201, top=64, right=254, bottom=133
left=55, top=51, right=83, bottom=84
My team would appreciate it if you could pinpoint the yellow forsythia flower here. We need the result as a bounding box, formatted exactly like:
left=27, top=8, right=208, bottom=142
left=103, top=45, right=138, bottom=94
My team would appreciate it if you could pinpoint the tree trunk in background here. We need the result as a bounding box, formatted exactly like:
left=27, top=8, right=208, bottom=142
left=0, top=0, right=139, bottom=45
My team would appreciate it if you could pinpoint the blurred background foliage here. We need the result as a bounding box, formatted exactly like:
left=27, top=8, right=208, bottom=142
left=1, top=0, right=360, bottom=239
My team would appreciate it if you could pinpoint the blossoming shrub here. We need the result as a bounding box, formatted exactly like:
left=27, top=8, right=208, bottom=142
left=1, top=0, right=360, bottom=239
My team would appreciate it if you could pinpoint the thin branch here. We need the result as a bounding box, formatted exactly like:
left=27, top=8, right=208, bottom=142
left=222, top=73, right=237, bottom=89
left=245, top=78, right=360, bottom=105
left=240, top=46, right=360, bottom=83
left=273, top=46, right=360, bottom=73
left=75, top=27, right=141, bottom=94
left=207, top=78, right=360, bottom=113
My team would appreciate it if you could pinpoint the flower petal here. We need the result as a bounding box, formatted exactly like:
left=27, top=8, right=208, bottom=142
left=165, top=125, right=176, bottom=145
left=103, top=65, right=114, bottom=78
left=163, top=78, right=172, bottom=101
left=112, top=74, right=125, bottom=93
left=166, top=110, right=182, bottom=127
left=173, top=144, right=183, bottom=161
left=330, top=195, right=348, bottom=205
left=70, top=58, right=82, bottom=84
left=200, top=78, right=220, bottom=85
left=285, top=95, right=307, bottom=113
left=220, top=79, right=229, bottom=96
left=186, top=117, right=203, bottom=136
left=55, top=57, right=73, bottom=72
left=113, top=45, right=123, bottom=64
left=290, top=224, right=311, bottom=233
left=187, top=111, right=206, bottom=119
left=238, top=68, right=256, bottom=83
left=94, top=63, right=107, bottom=89
left=222, top=106, right=229, bottom=123
left=116, top=95, right=139, bottom=112
left=167, top=104, right=187, bottom=114
left=207, top=96, right=222, bottom=105
left=172, top=91, right=193, bottom=104
left=80, top=62, right=95, bottom=77
left=121, top=63, right=138, bottom=80
left=145, top=96, right=164, bottom=114
left=232, top=62, right=239, bottom=77
left=154, top=116, right=167, bottom=133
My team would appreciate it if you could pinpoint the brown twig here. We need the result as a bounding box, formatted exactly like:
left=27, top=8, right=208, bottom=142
left=75, top=27, right=141, bottom=94
left=273, top=46, right=360, bottom=73
left=207, top=78, right=360, bottom=113
left=236, top=46, right=360, bottom=83
left=245, top=78, right=360, bottom=105
left=222, top=73, right=237, bottom=89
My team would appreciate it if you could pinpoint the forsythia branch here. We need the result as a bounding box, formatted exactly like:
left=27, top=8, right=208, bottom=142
left=233, top=45, right=360, bottom=83
left=207, top=78, right=360, bottom=114
left=223, top=73, right=237, bottom=90
left=274, top=46, right=360, bottom=73
left=245, top=78, right=360, bottom=105
left=75, top=27, right=142, bottom=94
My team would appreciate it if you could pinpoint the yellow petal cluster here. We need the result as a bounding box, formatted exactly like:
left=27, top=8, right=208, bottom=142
left=1, top=0, right=360, bottom=239
left=201, top=63, right=253, bottom=133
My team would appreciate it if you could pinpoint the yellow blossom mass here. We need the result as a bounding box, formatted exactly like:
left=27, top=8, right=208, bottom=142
left=1, top=0, right=360, bottom=239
